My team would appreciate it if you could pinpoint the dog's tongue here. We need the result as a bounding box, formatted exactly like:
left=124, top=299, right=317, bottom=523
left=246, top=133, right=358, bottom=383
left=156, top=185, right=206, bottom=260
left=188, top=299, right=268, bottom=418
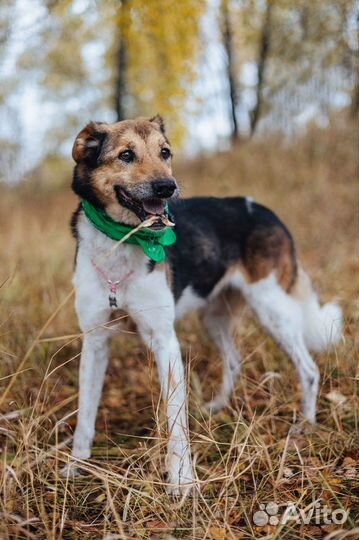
left=143, top=199, right=165, bottom=215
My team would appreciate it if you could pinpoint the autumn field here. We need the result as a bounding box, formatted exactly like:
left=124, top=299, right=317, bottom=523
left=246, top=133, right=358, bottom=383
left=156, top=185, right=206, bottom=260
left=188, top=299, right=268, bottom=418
left=0, top=117, right=358, bottom=539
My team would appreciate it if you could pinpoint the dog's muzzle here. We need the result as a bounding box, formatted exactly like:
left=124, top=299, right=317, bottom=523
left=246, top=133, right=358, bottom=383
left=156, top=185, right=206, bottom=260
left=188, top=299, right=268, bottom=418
left=151, top=179, right=177, bottom=199
left=114, top=179, right=178, bottom=229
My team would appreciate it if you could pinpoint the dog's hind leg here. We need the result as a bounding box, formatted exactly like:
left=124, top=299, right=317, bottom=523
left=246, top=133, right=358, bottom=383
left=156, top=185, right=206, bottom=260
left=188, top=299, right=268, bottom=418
left=201, top=290, right=243, bottom=413
left=232, top=272, right=320, bottom=423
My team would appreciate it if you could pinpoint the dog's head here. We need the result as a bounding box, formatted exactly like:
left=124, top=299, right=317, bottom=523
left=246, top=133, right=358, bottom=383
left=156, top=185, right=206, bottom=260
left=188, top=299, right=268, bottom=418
left=71, top=115, right=179, bottom=228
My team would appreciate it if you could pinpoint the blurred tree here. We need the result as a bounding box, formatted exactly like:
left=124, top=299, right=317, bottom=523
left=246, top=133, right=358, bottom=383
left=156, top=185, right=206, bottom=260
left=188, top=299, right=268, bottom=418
left=13, top=0, right=204, bottom=148
left=113, top=0, right=127, bottom=121
left=230, top=0, right=357, bottom=134
left=249, top=0, right=273, bottom=136
left=114, top=0, right=205, bottom=143
left=220, top=0, right=240, bottom=141
left=257, top=0, right=357, bottom=131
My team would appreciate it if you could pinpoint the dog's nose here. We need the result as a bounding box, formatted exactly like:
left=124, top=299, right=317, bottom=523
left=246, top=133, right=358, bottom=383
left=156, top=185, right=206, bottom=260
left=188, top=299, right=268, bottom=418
left=152, top=179, right=177, bottom=198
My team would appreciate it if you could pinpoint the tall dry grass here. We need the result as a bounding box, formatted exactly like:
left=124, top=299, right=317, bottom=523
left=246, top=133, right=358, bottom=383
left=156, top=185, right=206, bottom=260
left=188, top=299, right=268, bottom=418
left=0, top=116, right=358, bottom=539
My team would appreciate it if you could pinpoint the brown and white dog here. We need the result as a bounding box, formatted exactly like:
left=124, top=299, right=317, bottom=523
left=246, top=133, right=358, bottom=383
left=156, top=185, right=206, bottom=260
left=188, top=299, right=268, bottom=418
left=67, top=115, right=342, bottom=493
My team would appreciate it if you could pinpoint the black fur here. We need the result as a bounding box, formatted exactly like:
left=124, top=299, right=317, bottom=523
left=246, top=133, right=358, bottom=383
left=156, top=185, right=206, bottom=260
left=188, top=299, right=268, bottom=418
left=166, top=197, right=295, bottom=300
left=72, top=166, right=105, bottom=209
left=80, top=128, right=107, bottom=167
left=72, top=125, right=108, bottom=208
left=70, top=195, right=295, bottom=296
left=70, top=203, right=82, bottom=240
left=70, top=203, right=82, bottom=265
left=147, top=259, right=157, bottom=273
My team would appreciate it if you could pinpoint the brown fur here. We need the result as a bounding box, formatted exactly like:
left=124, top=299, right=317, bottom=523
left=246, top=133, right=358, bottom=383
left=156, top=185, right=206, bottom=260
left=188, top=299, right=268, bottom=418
left=72, top=117, right=175, bottom=224
left=73, top=116, right=297, bottom=294
left=223, top=226, right=297, bottom=292
left=243, top=225, right=297, bottom=291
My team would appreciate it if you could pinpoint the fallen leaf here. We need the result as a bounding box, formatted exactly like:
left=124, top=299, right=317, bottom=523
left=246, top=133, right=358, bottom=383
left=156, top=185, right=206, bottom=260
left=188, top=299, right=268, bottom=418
left=328, top=477, right=343, bottom=486
left=146, top=520, right=168, bottom=531
left=325, top=391, right=347, bottom=406
left=299, top=525, right=322, bottom=537
left=343, top=457, right=357, bottom=468
left=209, top=527, right=226, bottom=540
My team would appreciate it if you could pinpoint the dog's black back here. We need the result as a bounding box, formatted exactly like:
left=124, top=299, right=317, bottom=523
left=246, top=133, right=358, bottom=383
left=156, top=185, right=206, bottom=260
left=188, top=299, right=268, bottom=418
left=167, top=197, right=296, bottom=301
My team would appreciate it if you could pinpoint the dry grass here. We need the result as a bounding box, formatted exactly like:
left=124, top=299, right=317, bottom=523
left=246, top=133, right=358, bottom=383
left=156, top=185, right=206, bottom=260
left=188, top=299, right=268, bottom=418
left=0, top=116, right=358, bottom=539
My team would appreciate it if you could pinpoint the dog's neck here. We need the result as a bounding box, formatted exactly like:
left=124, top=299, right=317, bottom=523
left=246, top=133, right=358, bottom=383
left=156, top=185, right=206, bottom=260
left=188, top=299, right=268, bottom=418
left=79, top=199, right=175, bottom=264
left=77, top=210, right=149, bottom=275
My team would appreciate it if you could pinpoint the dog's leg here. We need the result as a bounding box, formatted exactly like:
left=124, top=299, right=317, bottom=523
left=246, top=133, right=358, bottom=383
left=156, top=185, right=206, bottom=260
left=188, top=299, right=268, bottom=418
left=128, top=283, right=193, bottom=493
left=62, top=318, right=110, bottom=477
left=72, top=326, right=109, bottom=460
left=234, top=272, right=319, bottom=423
left=201, top=293, right=243, bottom=413
left=67, top=272, right=111, bottom=471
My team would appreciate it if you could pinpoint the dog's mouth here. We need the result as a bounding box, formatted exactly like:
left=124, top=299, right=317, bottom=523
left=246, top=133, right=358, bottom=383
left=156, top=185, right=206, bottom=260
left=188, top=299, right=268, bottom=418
left=114, top=186, right=175, bottom=230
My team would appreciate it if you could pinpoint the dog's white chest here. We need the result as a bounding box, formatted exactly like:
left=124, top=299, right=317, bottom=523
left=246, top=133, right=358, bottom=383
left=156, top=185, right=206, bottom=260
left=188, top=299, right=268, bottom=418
left=74, top=215, right=150, bottom=314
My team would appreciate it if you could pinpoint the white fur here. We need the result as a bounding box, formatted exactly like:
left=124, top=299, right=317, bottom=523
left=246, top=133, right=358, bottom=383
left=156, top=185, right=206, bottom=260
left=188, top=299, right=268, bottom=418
left=292, top=268, right=343, bottom=353
left=245, top=196, right=255, bottom=213
left=175, top=286, right=206, bottom=319
left=71, top=214, right=193, bottom=492
left=69, top=213, right=342, bottom=491
left=202, top=302, right=242, bottom=413
left=229, top=271, right=320, bottom=423
left=302, top=296, right=343, bottom=353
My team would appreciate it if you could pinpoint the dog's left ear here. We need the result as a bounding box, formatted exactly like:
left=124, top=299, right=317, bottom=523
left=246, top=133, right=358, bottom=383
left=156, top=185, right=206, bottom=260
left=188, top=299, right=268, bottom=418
left=150, top=114, right=166, bottom=135
left=72, top=122, right=107, bottom=165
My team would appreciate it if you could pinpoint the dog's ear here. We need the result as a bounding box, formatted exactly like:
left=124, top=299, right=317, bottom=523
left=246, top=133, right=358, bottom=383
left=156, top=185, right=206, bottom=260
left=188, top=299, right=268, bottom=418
left=72, top=122, right=107, bottom=165
left=150, top=114, right=166, bottom=135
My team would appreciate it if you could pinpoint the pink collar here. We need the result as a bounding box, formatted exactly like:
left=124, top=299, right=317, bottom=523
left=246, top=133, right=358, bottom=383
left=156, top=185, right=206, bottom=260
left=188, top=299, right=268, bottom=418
left=91, top=258, right=134, bottom=309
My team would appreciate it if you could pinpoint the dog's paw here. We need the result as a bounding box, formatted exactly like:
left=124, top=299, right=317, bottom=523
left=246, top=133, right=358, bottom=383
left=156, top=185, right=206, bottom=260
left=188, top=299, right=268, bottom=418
left=204, top=396, right=227, bottom=414
left=166, top=455, right=195, bottom=496
left=60, top=461, right=86, bottom=478
left=167, top=474, right=194, bottom=497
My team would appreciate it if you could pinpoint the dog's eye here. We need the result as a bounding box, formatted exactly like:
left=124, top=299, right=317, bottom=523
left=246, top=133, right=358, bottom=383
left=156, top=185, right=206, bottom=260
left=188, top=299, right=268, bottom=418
left=161, top=147, right=171, bottom=160
left=119, top=149, right=135, bottom=163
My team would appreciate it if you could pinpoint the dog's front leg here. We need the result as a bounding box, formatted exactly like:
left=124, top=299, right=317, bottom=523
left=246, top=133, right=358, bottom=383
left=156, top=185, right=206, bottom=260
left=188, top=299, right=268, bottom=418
left=130, top=295, right=193, bottom=493
left=72, top=328, right=109, bottom=460
left=153, top=330, right=193, bottom=493
left=69, top=259, right=111, bottom=468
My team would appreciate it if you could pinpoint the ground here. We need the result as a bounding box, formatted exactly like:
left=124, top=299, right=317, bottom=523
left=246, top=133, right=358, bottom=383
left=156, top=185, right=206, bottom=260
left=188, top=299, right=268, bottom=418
left=0, top=117, right=358, bottom=539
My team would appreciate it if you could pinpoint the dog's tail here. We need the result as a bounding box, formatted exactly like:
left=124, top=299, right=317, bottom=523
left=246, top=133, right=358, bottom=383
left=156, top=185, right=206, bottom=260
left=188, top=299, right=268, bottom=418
left=291, top=268, right=343, bottom=353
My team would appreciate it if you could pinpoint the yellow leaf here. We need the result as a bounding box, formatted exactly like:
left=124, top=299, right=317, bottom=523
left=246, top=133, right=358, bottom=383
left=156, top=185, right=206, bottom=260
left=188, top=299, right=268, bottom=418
left=94, top=493, right=106, bottom=503
left=328, top=477, right=342, bottom=485
left=209, top=527, right=226, bottom=540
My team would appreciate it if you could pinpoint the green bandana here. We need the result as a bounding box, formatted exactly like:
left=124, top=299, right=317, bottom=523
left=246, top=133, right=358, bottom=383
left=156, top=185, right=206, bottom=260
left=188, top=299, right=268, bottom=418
left=81, top=199, right=176, bottom=263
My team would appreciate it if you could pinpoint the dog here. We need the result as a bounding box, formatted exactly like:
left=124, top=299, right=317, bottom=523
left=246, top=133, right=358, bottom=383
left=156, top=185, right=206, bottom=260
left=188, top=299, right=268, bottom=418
left=68, top=115, right=342, bottom=492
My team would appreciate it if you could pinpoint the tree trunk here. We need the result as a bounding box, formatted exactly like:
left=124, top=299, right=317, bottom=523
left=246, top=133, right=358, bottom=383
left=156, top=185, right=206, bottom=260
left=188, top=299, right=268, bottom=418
left=250, top=0, right=273, bottom=136
left=114, top=0, right=128, bottom=121
left=350, top=4, right=359, bottom=117
left=221, top=0, right=240, bottom=142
